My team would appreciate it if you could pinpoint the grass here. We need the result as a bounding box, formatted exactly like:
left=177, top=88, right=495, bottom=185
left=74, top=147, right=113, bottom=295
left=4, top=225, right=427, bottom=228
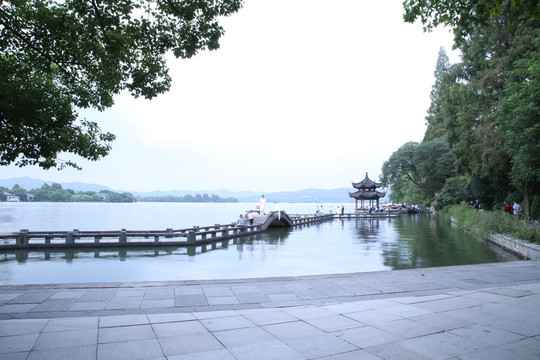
left=438, top=204, right=540, bottom=244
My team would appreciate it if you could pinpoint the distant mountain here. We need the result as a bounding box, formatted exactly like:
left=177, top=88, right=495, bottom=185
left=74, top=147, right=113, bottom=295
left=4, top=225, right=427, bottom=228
left=0, top=177, right=385, bottom=203
left=238, top=188, right=354, bottom=203
left=130, top=189, right=260, bottom=199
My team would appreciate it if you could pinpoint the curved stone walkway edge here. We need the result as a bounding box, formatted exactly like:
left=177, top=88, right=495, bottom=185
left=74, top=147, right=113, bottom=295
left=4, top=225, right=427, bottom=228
left=1, top=261, right=539, bottom=320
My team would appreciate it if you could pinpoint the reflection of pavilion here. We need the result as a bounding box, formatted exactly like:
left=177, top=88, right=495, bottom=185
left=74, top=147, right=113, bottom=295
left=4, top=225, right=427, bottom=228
left=354, top=218, right=380, bottom=241
left=349, top=173, right=386, bottom=210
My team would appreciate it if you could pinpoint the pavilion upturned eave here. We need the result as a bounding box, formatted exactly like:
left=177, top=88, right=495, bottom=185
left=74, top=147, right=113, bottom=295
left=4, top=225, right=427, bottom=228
left=348, top=190, right=386, bottom=200
left=352, top=172, right=382, bottom=190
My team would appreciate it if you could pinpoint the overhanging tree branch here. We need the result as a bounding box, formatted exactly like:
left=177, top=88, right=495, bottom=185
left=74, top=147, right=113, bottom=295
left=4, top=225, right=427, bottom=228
left=0, top=11, right=74, bottom=80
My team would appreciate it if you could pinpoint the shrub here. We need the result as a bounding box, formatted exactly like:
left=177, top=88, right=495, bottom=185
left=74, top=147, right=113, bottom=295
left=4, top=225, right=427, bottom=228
left=530, top=196, right=540, bottom=221
left=439, top=204, right=540, bottom=243
left=433, top=177, right=471, bottom=211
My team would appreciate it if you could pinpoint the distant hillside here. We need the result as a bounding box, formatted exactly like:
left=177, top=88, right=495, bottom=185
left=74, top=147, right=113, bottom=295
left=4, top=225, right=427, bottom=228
left=0, top=177, right=385, bottom=203
left=239, top=188, right=354, bottom=203
left=130, top=189, right=260, bottom=199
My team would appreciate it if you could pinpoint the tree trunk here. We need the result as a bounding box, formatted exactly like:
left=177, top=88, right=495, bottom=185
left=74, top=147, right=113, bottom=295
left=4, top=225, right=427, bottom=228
left=523, top=183, right=531, bottom=221
left=534, top=185, right=540, bottom=221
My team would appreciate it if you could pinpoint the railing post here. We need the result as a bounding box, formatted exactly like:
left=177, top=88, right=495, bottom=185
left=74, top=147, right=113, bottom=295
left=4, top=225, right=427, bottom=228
left=17, top=229, right=28, bottom=245
left=187, top=231, right=196, bottom=245
left=66, top=231, right=74, bottom=245
left=119, top=229, right=127, bottom=244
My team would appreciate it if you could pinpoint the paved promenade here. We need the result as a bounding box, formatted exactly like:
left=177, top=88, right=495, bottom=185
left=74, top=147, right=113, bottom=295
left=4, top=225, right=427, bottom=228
left=1, top=260, right=540, bottom=359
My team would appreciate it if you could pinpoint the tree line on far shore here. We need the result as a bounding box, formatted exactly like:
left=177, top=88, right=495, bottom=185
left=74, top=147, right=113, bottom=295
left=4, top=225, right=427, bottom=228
left=1, top=183, right=238, bottom=203
left=137, top=194, right=238, bottom=203
left=1, top=183, right=136, bottom=203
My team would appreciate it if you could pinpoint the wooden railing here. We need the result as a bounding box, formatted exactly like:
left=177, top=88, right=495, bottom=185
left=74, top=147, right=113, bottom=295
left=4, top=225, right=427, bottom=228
left=0, top=212, right=335, bottom=250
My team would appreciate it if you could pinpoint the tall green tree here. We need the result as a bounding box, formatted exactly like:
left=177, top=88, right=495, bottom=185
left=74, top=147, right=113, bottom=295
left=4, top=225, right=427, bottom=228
left=423, top=47, right=451, bottom=142
left=381, top=138, right=456, bottom=206
left=394, top=0, right=540, bottom=217
left=498, top=37, right=540, bottom=220
left=1, top=0, right=243, bottom=169
left=421, top=11, right=539, bottom=210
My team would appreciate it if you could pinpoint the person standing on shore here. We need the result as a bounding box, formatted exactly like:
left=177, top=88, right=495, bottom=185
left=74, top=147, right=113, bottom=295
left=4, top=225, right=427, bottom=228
left=259, top=195, right=266, bottom=215
left=513, top=201, right=522, bottom=215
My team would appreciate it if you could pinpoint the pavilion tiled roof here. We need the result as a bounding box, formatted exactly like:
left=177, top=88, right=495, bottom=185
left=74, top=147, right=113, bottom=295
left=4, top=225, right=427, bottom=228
left=352, top=172, right=382, bottom=190
left=348, top=189, right=386, bottom=200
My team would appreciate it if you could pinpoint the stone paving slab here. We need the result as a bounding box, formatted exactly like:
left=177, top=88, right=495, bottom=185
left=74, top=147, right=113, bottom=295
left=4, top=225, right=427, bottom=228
left=0, top=261, right=540, bottom=359
left=1, top=261, right=539, bottom=320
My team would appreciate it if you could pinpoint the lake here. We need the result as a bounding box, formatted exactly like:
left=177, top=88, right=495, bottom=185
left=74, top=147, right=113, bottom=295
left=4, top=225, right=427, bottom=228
left=0, top=202, right=515, bottom=285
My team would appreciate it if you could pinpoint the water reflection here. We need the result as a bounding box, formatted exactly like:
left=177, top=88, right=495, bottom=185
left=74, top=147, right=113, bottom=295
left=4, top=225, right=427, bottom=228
left=0, top=227, right=294, bottom=265
left=0, top=216, right=518, bottom=285
left=236, top=227, right=292, bottom=261
left=354, top=218, right=381, bottom=242
left=381, top=214, right=517, bottom=269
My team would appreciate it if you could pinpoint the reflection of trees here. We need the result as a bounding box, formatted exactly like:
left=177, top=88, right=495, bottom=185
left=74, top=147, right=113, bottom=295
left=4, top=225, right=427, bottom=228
left=0, top=218, right=511, bottom=273
left=381, top=214, right=504, bottom=270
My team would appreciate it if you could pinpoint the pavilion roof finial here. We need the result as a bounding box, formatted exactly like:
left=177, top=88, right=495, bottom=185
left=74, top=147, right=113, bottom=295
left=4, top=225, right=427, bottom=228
left=352, top=172, right=381, bottom=190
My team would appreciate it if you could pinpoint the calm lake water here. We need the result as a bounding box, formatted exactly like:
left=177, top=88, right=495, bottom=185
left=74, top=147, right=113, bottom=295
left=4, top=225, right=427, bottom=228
left=0, top=202, right=514, bottom=285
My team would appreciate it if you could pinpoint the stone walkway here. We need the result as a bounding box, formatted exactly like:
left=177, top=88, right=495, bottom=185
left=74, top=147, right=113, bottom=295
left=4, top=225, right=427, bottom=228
left=1, top=261, right=540, bottom=359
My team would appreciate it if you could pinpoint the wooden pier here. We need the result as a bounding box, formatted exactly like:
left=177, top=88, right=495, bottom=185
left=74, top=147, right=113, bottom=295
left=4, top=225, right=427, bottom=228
left=0, top=211, right=335, bottom=250
left=0, top=209, right=418, bottom=251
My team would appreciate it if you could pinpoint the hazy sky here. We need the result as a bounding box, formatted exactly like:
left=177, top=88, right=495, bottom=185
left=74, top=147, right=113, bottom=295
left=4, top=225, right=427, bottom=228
left=3, top=0, right=459, bottom=193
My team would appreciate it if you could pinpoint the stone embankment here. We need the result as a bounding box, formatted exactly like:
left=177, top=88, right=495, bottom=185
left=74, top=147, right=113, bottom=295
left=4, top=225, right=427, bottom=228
left=449, top=216, right=540, bottom=260
left=487, top=233, right=540, bottom=260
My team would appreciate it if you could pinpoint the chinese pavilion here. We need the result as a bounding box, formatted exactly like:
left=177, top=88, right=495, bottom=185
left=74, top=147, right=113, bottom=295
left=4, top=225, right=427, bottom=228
left=348, top=173, right=386, bottom=210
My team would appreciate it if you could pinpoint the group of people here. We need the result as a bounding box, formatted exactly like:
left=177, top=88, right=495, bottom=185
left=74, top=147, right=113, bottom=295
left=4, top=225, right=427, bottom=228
left=235, top=195, right=280, bottom=233
left=235, top=211, right=256, bottom=234
left=504, top=201, right=522, bottom=215
left=315, top=205, right=345, bottom=216
left=257, top=195, right=281, bottom=216
left=235, top=197, right=348, bottom=233
left=368, top=206, right=387, bottom=213
left=468, top=200, right=482, bottom=209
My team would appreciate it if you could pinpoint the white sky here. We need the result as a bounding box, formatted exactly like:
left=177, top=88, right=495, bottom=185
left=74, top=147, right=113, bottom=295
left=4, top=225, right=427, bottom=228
left=2, top=0, right=459, bottom=193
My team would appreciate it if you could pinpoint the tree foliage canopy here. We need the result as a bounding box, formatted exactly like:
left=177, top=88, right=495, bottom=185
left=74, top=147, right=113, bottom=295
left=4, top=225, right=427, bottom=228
left=403, top=0, right=540, bottom=43
left=2, top=182, right=137, bottom=202
left=389, top=0, right=540, bottom=220
left=381, top=138, right=456, bottom=205
left=0, top=0, right=243, bottom=169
